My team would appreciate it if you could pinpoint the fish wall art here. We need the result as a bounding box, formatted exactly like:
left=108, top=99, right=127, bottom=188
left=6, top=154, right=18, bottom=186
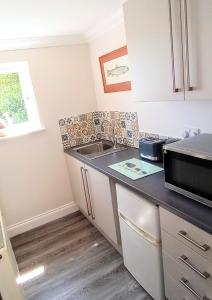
left=99, top=46, right=131, bottom=93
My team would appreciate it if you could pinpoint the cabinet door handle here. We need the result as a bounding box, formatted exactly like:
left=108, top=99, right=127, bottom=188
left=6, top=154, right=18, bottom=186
left=180, top=277, right=210, bottom=300
left=179, top=255, right=210, bottom=279
left=168, top=0, right=180, bottom=93
left=84, top=169, right=95, bottom=220
left=183, top=0, right=194, bottom=91
left=178, top=230, right=210, bottom=252
left=80, top=167, right=91, bottom=216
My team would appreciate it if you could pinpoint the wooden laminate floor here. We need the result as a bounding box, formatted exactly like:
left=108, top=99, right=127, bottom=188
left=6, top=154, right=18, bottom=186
left=11, top=211, right=153, bottom=300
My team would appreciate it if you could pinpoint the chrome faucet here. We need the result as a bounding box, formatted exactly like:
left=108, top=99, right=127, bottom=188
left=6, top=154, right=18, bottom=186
left=111, top=125, right=118, bottom=149
left=101, top=119, right=118, bottom=149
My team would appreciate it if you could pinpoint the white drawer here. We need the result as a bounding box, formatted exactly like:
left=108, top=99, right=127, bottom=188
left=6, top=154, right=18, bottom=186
left=162, top=230, right=212, bottom=287
left=160, top=207, right=212, bottom=262
left=164, top=270, right=195, bottom=300
left=116, top=184, right=161, bottom=239
left=163, top=252, right=212, bottom=299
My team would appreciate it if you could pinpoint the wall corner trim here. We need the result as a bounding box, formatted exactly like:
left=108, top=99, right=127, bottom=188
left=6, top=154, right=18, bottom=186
left=85, top=9, right=124, bottom=42
left=7, top=202, right=79, bottom=238
left=0, top=35, right=86, bottom=51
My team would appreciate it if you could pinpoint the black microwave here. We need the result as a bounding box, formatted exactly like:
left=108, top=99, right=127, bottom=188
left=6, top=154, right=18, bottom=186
left=163, top=134, right=212, bottom=208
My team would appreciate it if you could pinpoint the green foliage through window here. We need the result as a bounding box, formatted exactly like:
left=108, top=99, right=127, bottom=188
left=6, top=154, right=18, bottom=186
left=0, top=72, right=28, bottom=125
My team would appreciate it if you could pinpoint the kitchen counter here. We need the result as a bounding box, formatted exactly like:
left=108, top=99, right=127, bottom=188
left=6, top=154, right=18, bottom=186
left=65, top=146, right=212, bottom=235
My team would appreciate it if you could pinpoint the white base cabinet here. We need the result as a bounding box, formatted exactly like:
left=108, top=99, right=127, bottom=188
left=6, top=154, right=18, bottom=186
left=160, top=207, right=212, bottom=300
left=66, top=155, right=89, bottom=215
left=66, top=155, right=118, bottom=247
left=164, top=270, right=195, bottom=300
left=85, top=165, right=118, bottom=246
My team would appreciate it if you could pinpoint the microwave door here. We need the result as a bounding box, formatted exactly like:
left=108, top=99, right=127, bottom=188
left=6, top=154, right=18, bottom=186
left=164, top=150, right=212, bottom=208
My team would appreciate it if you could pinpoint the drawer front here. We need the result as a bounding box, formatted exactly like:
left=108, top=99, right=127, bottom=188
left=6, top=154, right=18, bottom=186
left=162, top=230, right=212, bottom=286
left=160, top=207, right=212, bottom=262
left=163, top=252, right=212, bottom=299
left=116, top=184, right=161, bottom=239
left=164, top=270, right=195, bottom=300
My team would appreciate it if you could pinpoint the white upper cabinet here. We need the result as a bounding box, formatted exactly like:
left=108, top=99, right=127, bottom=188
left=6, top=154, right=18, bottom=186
left=182, top=0, right=212, bottom=100
left=123, top=0, right=185, bottom=101
left=123, top=0, right=212, bottom=102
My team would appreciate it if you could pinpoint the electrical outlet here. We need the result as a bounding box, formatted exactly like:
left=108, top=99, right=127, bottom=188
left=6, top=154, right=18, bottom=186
left=182, top=127, right=201, bottom=138
left=190, top=128, right=201, bottom=137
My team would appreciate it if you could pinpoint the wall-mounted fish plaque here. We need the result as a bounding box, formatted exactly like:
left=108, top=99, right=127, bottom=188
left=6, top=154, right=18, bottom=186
left=99, top=46, right=131, bottom=93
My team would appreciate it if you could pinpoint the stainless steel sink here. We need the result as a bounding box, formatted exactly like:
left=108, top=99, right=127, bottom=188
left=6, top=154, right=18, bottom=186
left=73, top=140, right=127, bottom=159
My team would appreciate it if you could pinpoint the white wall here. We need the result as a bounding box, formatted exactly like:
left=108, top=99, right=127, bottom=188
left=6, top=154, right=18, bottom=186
left=89, top=22, right=212, bottom=138
left=135, top=101, right=212, bottom=138
left=89, top=23, right=132, bottom=112
left=0, top=45, right=96, bottom=228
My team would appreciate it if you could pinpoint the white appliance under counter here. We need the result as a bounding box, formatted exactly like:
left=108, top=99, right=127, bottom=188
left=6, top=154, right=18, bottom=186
left=116, top=183, right=165, bottom=300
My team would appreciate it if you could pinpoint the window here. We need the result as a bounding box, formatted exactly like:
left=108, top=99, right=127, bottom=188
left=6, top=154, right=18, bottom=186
left=0, top=62, right=41, bottom=138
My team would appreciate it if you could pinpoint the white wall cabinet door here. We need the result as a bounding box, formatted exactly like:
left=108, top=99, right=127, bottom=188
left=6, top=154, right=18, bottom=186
left=0, top=213, right=24, bottom=300
left=182, top=0, right=212, bottom=100
left=0, top=250, right=24, bottom=300
left=66, top=155, right=90, bottom=217
left=124, top=0, right=185, bottom=102
left=85, top=165, right=118, bottom=245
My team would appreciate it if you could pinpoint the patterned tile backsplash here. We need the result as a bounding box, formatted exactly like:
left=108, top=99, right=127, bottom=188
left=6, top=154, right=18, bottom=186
left=59, top=111, right=140, bottom=149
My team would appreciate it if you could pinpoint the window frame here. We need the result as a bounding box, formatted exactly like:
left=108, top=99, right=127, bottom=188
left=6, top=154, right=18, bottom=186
left=0, top=61, right=42, bottom=136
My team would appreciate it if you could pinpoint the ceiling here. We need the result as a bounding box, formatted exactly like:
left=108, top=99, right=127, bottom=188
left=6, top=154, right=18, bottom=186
left=0, top=0, right=125, bottom=40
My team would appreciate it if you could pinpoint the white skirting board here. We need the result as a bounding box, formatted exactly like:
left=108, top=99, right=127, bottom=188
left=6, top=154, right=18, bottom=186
left=7, top=202, right=79, bottom=238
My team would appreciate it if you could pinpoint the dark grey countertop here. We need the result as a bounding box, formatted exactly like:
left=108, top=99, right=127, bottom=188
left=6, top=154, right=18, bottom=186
left=65, top=146, right=212, bottom=235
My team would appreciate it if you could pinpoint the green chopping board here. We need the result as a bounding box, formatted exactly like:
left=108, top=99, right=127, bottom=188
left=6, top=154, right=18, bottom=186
left=109, top=158, right=163, bottom=180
